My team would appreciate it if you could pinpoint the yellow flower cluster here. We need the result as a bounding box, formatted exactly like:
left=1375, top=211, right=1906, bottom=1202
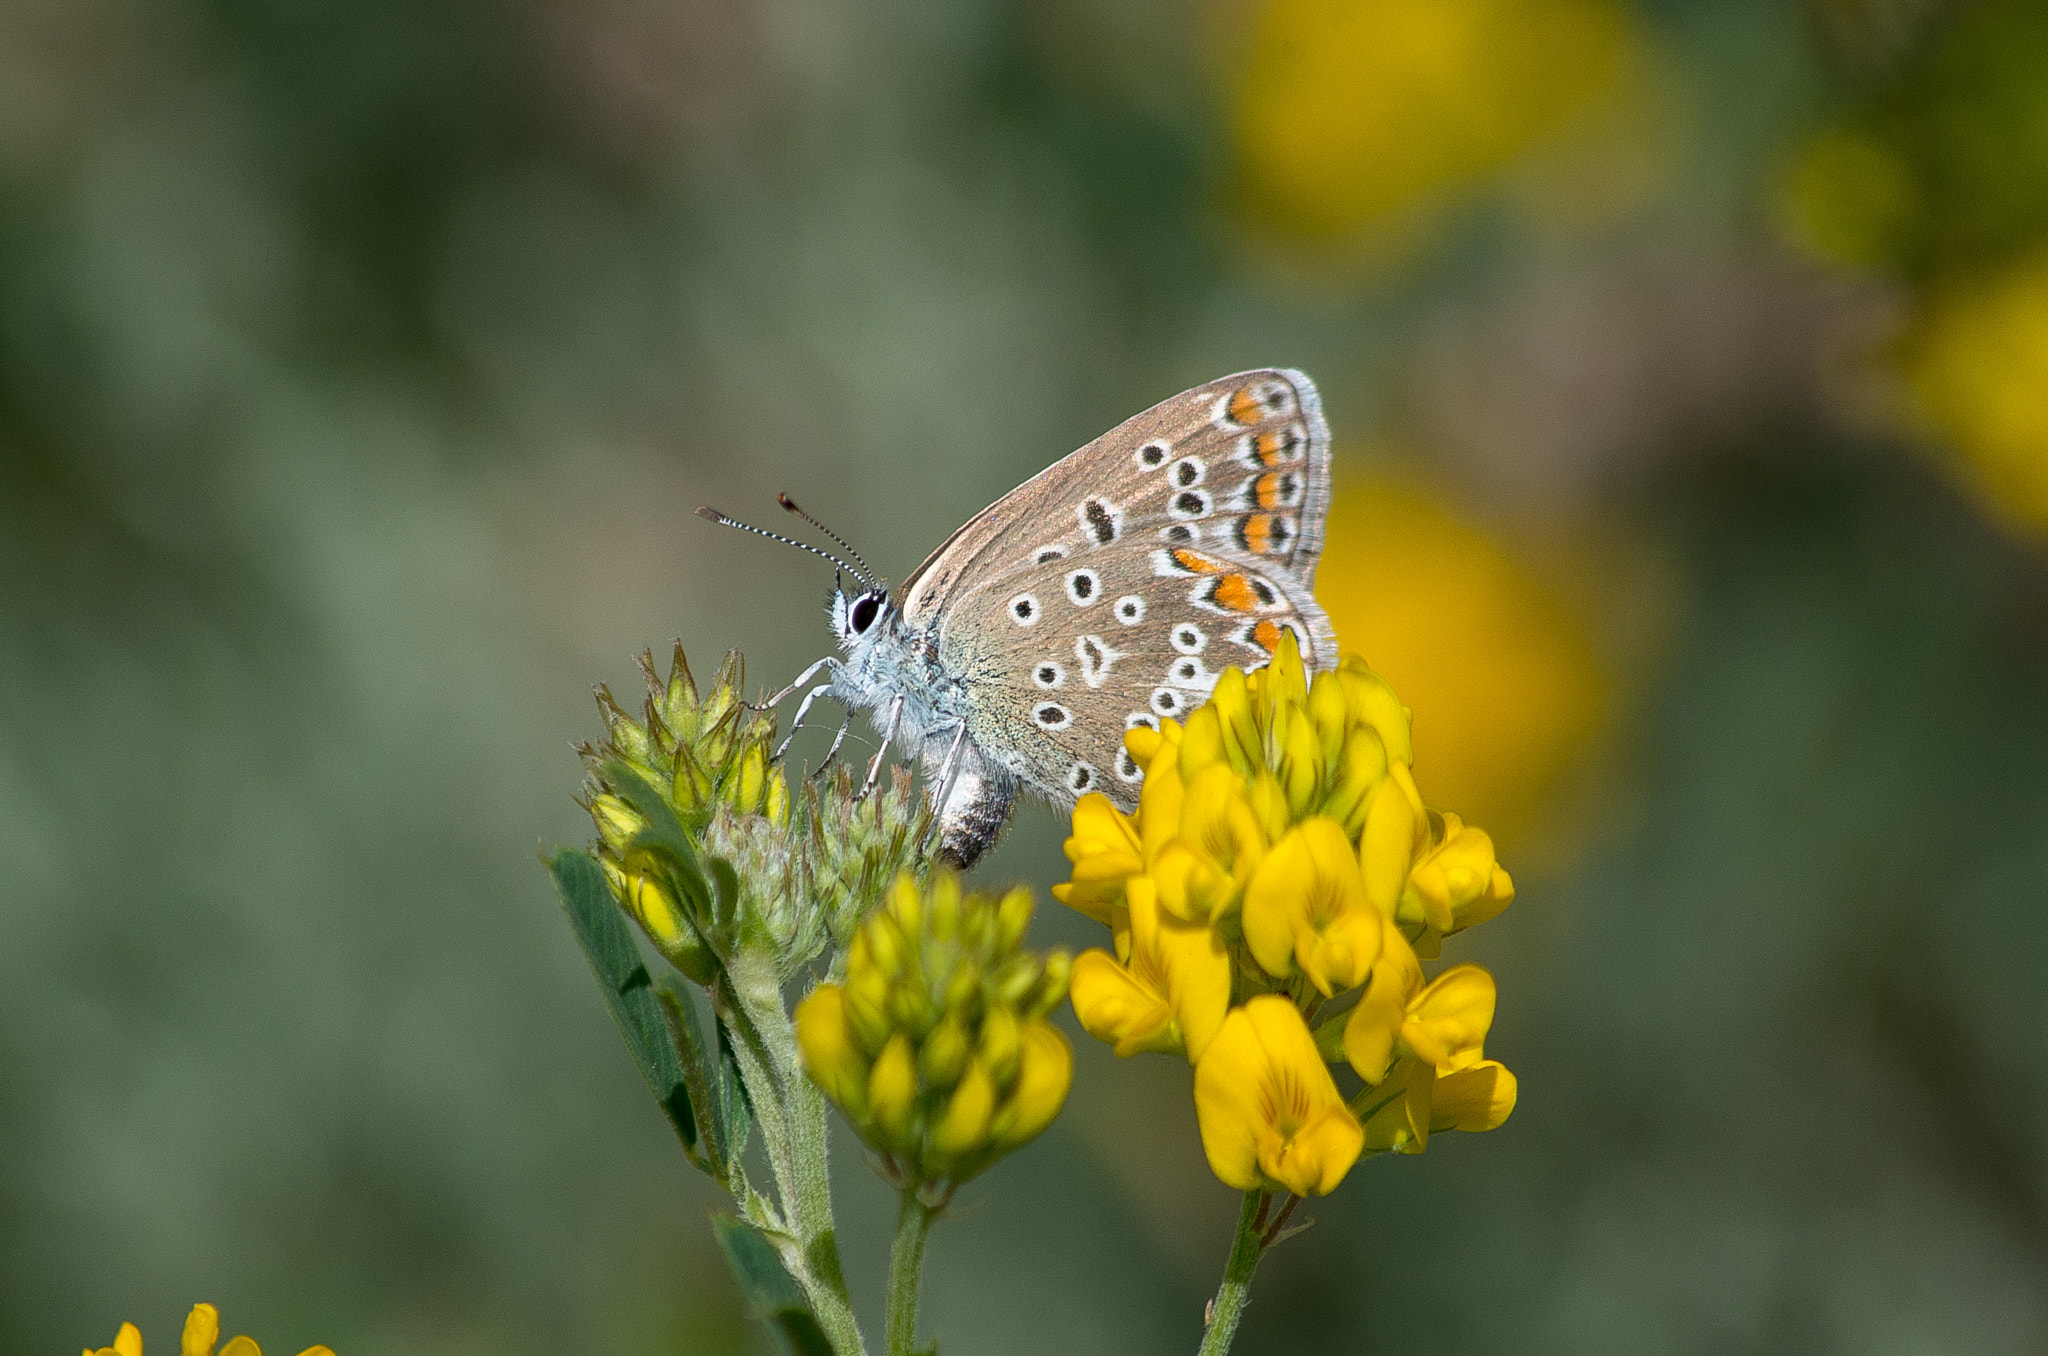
left=1056, top=633, right=1517, bottom=1196
left=87, top=1303, right=332, bottom=1356
left=795, top=873, right=1074, bottom=1187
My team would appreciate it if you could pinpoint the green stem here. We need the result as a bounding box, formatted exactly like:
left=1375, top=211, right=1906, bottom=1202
left=885, top=1190, right=936, bottom=1356
left=1196, top=1190, right=1270, bottom=1356
left=718, top=953, right=867, bottom=1356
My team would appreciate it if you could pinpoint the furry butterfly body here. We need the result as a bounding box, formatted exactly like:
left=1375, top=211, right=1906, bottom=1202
left=780, top=369, right=1337, bottom=867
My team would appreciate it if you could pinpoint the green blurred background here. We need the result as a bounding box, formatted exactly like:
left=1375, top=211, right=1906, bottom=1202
left=7, top=0, right=2048, bottom=1350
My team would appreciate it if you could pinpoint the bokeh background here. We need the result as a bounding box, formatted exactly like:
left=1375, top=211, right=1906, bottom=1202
left=6, top=0, right=2048, bottom=1351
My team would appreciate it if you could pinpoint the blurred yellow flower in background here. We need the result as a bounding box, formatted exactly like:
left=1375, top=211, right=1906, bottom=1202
left=1231, top=0, right=1650, bottom=251
left=1903, top=251, right=2048, bottom=537
left=1316, top=473, right=1609, bottom=848
left=1780, top=127, right=1922, bottom=273
left=85, top=1303, right=333, bottom=1356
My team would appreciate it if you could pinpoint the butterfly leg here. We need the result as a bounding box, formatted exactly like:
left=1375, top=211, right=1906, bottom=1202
left=860, top=693, right=905, bottom=798
left=918, top=723, right=970, bottom=855
left=810, top=711, right=855, bottom=780
left=772, top=683, right=837, bottom=762
left=751, top=655, right=837, bottom=712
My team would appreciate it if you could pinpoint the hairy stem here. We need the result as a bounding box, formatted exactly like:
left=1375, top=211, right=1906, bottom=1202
left=719, top=951, right=865, bottom=1355
left=1196, top=1190, right=1269, bottom=1356
left=885, top=1191, right=936, bottom=1356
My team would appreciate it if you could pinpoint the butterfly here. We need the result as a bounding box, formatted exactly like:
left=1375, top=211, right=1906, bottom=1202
left=703, top=368, right=1337, bottom=868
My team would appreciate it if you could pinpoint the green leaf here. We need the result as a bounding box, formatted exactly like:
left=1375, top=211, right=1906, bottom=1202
left=715, top=1011, right=754, bottom=1176
left=712, top=1213, right=836, bottom=1356
left=546, top=847, right=704, bottom=1161
left=655, top=973, right=744, bottom=1186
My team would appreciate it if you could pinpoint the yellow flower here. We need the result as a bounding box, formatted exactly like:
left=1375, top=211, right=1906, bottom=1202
left=1051, top=793, right=1144, bottom=925
left=1400, top=812, right=1515, bottom=956
left=1351, top=965, right=1517, bottom=1153
left=1241, top=817, right=1387, bottom=996
left=1058, top=625, right=1524, bottom=1187
left=1194, top=996, right=1365, bottom=1196
left=794, top=872, right=1073, bottom=1184
left=1359, top=1056, right=1519, bottom=1154
left=86, top=1303, right=333, bottom=1356
left=1070, top=875, right=1232, bottom=1061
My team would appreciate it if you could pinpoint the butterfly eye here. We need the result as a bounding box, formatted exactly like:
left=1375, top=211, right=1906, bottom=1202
left=849, top=593, right=882, bottom=634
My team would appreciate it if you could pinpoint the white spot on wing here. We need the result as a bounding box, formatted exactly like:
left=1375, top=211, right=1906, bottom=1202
left=1008, top=593, right=1041, bottom=626
left=1114, top=595, right=1146, bottom=625
left=1076, top=634, right=1123, bottom=688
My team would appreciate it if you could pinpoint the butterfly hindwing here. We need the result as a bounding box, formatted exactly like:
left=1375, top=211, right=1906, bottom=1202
left=906, top=369, right=1338, bottom=811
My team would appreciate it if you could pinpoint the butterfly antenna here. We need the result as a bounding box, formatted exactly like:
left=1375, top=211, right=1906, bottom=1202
left=696, top=505, right=866, bottom=581
left=778, top=494, right=878, bottom=588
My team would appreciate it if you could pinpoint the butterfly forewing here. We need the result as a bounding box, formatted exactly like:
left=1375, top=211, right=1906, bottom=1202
left=903, top=369, right=1338, bottom=811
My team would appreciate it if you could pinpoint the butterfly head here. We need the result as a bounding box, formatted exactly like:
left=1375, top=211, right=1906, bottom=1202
left=831, top=583, right=893, bottom=652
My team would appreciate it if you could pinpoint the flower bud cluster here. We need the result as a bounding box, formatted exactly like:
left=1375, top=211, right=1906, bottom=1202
left=1056, top=632, right=1518, bottom=1197
left=579, top=645, right=928, bottom=982
left=796, top=873, right=1073, bottom=1187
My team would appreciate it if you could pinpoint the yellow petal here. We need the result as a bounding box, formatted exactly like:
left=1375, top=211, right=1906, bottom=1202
left=1342, top=927, right=1422, bottom=1082
left=887, top=872, right=923, bottom=935
left=1243, top=818, right=1381, bottom=994
left=1359, top=1055, right=1434, bottom=1154
left=1069, top=948, right=1177, bottom=1056
left=989, top=1020, right=1073, bottom=1149
left=1359, top=771, right=1420, bottom=918
left=867, top=1033, right=918, bottom=1141
left=1321, top=722, right=1389, bottom=837
left=1278, top=707, right=1324, bottom=819
left=1195, top=996, right=1362, bottom=1195
left=1140, top=883, right=1232, bottom=1061
left=1401, top=964, right=1496, bottom=1070
left=1205, top=668, right=1260, bottom=774
left=1192, top=1005, right=1274, bottom=1190
left=219, top=1339, right=261, bottom=1356
left=1430, top=1059, right=1517, bottom=1132
left=1263, top=1102, right=1366, bottom=1197
left=1406, top=815, right=1502, bottom=935
left=1336, top=657, right=1412, bottom=765
left=183, top=1305, right=220, bottom=1356
left=1307, top=669, right=1350, bottom=770
left=1178, top=703, right=1229, bottom=775
left=929, top=1058, right=996, bottom=1158
left=794, top=984, right=870, bottom=1115
left=1136, top=747, right=1187, bottom=862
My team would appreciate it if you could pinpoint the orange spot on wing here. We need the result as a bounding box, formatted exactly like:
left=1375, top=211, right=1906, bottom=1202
left=1174, top=548, right=1226, bottom=574
left=1252, top=620, right=1284, bottom=652
left=1212, top=574, right=1260, bottom=612
left=1227, top=388, right=1265, bottom=426
left=1242, top=513, right=1276, bottom=554
left=1251, top=426, right=1306, bottom=465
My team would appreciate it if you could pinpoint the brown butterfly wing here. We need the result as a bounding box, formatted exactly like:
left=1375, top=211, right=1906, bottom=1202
left=900, top=369, right=1337, bottom=809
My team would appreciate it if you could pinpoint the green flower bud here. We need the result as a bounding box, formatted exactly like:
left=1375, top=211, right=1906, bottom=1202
left=977, top=1004, right=1020, bottom=1089
left=919, top=1014, right=971, bottom=1089
left=796, top=871, right=1073, bottom=1188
